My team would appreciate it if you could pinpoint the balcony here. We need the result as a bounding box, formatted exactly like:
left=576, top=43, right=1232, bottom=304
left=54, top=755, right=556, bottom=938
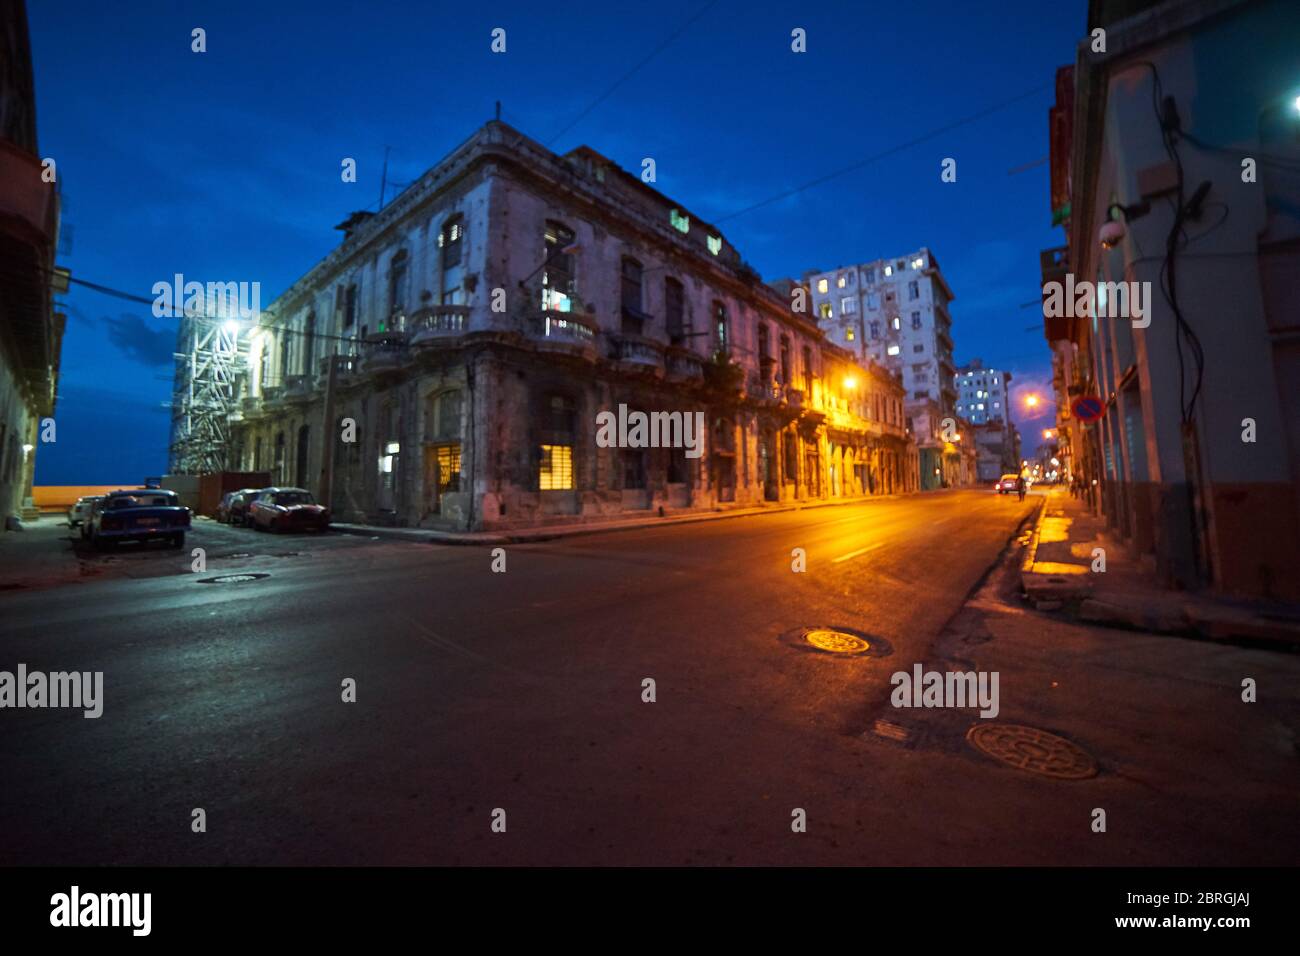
left=610, top=334, right=665, bottom=376
left=747, top=371, right=780, bottom=404
left=664, top=346, right=705, bottom=384
left=360, top=334, right=411, bottom=375
left=524, top=311, right=597, bottom=361
left=283, top=374, right=314, bottom=404
left=410, top=305, right=470, bottom=346
left=0, top=140, right=57, bottom=247
left=262, top=385, right=286, bottom=410
left=239, top=396, right=265, bottom=419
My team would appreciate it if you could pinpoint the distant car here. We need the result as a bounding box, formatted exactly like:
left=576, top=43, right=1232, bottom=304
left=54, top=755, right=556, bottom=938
left=248, top=487, right=330, bottom=533
left=88, top=489, right=191, bottom=549
left=67, top=495, right=104, bottom=528
left=995, top=474, right=1021, bottom=494
left=218, top=488, right=261, bottom=525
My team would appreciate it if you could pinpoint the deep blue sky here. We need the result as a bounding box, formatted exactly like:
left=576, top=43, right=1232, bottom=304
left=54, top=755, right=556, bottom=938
left=31, top=0, right=1080, bottom=483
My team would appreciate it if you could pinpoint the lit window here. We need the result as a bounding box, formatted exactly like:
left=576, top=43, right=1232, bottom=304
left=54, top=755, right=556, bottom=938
left=911, top=257, right=923, bottom=269
left=669, top=208, right=690, bottom=233
left=846, top=328, right=855, bottom=341
left=817, top=278, right=828, bottom=294
left=887, top=344, right=900, bottom=356
left=837, top=274, right=846, bottom=288
left=707, top=234, right=722, bottom=255
left=883, top=265, right=893, bottom=277
left=539, top=444, right=574, bottom=490
left=840, top=297, right=856, bottom=314
left=892, top=316, right=901, bottom=330
left=819, top=303, right=832, bottom=319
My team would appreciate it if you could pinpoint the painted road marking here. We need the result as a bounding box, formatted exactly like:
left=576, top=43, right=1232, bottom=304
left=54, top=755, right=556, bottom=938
left=832, top=542, right=883, bottom=564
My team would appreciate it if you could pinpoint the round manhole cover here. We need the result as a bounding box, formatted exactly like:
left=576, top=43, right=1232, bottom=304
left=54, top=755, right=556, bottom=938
left=966, top=724, right=1098, bottom=779
left=197, top=573, right=270, bottom=584
left=805, top=628, right=871, bottom=654
left=782, top=626, right=891, bottom=657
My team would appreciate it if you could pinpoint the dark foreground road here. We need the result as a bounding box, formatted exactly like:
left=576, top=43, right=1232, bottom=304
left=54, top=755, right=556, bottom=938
left=2, top=489, right=1296, bottom=865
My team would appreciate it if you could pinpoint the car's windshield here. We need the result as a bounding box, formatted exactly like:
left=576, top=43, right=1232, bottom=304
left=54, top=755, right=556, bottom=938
left=106, top=495, right=176, bottom=509
left=274, top=492, right=314, bottom=505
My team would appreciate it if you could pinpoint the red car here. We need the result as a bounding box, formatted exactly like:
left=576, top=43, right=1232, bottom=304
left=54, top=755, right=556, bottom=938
left=995, top=474, right=1021, bottom=494
left=248, top=487, right=330, bottom=533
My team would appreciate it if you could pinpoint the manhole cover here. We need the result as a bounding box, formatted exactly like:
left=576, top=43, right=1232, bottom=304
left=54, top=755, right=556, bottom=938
left=805, top=628, right=871, bottom=654
left=966, top=724, right=1098, bottom=779
left=197, top=573, right=270, bottom=584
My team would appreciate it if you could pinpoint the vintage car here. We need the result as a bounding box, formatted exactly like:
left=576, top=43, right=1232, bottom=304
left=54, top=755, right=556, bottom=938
left=248, top=487, right=330, bottom=533
left=67, top=495, right=104, bottom=529
left=88, top=489, right=191, bottom=549
left=995, top=474, right=1021, bottom=494
left=218, top=488, right=262, bottom=525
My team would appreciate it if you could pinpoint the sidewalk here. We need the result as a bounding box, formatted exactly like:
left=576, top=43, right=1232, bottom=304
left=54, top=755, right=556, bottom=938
left=1021, top=486, right=1300, bottom=647
left=330, top=488, right=933, bottom=546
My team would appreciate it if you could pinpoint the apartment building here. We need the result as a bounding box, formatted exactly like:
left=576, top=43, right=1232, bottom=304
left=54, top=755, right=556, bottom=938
left=225, top=121, right=916, bottom=530
left=956, top=358, right=1019, bottom=481
left=1045, top=0, right=1300, bottom=600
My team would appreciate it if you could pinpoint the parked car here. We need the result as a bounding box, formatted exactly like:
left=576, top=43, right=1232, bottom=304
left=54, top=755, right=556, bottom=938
left=67, top=495, right=104, bottom=529
left=218, top=488, right=261, bottom=525
left=88, top=489, right=191, bottom=549
left=995, top=474, right=1021, bottom=494
left=248, top=487, right=330, bottom=533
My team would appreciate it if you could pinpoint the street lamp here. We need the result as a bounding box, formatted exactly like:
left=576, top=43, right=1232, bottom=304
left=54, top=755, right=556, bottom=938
left=843, top=376, right=857, bottom=391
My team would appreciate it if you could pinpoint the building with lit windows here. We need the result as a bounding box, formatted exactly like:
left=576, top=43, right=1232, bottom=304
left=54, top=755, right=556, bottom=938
left=225, top=121, right=916, bottom=530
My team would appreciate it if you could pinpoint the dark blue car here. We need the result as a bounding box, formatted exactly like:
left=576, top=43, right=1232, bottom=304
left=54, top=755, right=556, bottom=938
left=88, top=489, right=191, bottom=550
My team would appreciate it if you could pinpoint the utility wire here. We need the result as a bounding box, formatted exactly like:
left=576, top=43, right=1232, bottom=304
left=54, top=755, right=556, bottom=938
left=713, top=81, right=1053, bottom=223
left=545, top=0, right=722, bottom=146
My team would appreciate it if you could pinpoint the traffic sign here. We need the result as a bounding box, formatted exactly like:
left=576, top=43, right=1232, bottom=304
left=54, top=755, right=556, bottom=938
left=1071, top=395, right=1104, bottom=423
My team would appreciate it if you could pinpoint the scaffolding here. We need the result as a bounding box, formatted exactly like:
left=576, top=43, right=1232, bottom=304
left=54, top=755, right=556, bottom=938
left=168, top=300, right=249, bottom=474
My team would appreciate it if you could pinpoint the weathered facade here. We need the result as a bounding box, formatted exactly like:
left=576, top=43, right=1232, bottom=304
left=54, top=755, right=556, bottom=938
left=228, top=122, right=915, bottom=530
left=0, top=0, right=63, bottom=528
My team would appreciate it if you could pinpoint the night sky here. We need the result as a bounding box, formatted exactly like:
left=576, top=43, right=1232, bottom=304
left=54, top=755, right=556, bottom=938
left=29, top=0, right=1079, bottom=484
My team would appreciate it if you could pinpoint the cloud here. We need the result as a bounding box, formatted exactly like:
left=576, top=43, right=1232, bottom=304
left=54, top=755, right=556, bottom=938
left=102, top=313, right=175, bottom=368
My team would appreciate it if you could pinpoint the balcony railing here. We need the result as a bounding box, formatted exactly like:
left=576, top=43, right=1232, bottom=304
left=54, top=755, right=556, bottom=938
left=283, top=374, right=313, bottom=402
left=664, top=347, right=705, bottom=383
left=360, top=336, right=410, bottom=375
left=410, top=305, right=470, bottom=346
left=524, top=311, right=597, bottom=359
left=611, top=333, right=665, bottom=374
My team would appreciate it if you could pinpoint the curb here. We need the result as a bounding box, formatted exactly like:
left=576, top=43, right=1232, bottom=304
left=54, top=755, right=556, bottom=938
left=333, top=487, right=962, bottom=547
left=1019, top=495, right=1048, bottom=574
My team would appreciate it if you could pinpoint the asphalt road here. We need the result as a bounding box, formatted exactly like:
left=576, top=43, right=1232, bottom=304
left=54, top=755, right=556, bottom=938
left=3, top=489, right=1294, bottom=865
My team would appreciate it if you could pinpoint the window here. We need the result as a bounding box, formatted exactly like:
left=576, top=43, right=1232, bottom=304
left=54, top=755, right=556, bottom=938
left=669, top=208, right=690, bottom=233
left=912, top=343, right=924, bottom=353
left=539, top=444, right=573, bottom=490
left=707, top=234, right=722, bottom=256
left=713, top=301, right=729, bottom=357
left=542, top=221, right=575, bottom=311
left=911, top=257, right=924, bottom=269
left=866, top=292, right=879, bottom=310
left=426, top=390, right=463, bottom=440
left=908, top=280, right=919, bottom=301
left=837, top=274, right=847, bottom=289
left=621, top=257, right=643, bottom=314
left=869, top=321, right=880, bottom=339
left=278, top=332, right=290, bottom=385
left=801, top=345, right=813, bottom=394
left=911, top=311, right=921, bottom=330
left=884, top=265, right=893, bottom=277
left=385, top=250, right=409, bottom=325
left=816, top=278, right=828, bottom=294
left=665, top=277, right=685, bottom=344
left=819, top=302, right=832, bottom=320
left=887, top=344, right=900, bottom=356
left=779, top=336, right=790, bottom=384
left=892, top=315, right=901, bottom=331
left=341, top=283, right=358, bottom=329
left=620, top=447, right=646, bottom=489
left=303, top=311, right=316, bottom=374
left=757, top=324, right=770, bottom=362
left=440, top=216, right=465, bottom=304
left=846, top=328, right=855, bottom=342
left=840, top=297, right=856, bottom=314
left=434, top=443, right=461, bottom=493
